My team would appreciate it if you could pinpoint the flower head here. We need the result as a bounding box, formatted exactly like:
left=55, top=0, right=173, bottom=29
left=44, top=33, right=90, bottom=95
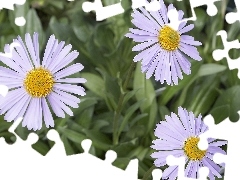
left=126, top=1, right=202, bottom=85
left=0, top=33, right=86, bottom=130
left=151, top=107, right=227, bottom=180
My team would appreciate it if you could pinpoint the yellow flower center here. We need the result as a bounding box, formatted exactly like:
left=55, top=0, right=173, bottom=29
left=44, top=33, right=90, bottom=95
left=23, top=67, right=54, bottom=98
left=158, top=25, right=180, bottom=51
left=183, top=137, right=206, bottom=161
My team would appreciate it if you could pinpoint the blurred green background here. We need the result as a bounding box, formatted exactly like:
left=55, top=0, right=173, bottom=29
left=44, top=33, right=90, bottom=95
left=0, top=0, right=238, bottom=179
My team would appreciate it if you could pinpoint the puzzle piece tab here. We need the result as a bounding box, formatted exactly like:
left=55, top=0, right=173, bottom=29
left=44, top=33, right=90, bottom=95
left=198, top=114, right=239, bottom=179
left=212, top=30, right=240, bottom=78
left=0, top=116, right=141, bottom=180
left=82, top=0, right=162, bottom=21
left=167, top=155, right=209, bottom=180
left=0, top=0, right=26, bottom=10
left=177, top=0, right=221, bottom=21
left=225, top=0, right=240, bottom=24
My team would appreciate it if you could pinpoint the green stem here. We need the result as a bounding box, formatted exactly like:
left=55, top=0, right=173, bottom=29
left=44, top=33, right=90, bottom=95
left=142, top=165, right=156, bottom=180
left=113, top=62, right=135, bottom=145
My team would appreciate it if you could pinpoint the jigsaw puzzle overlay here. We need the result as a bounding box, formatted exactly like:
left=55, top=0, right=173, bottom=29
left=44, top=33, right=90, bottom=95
left=0, top=0, right=26, bottom=26
left=0, top=0, right=240, bottom=179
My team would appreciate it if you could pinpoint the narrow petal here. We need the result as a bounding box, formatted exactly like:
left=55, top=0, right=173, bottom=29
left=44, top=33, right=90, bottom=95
left=47, top=94, right=65, bottom=118
left=51, top=51, right=79, bottom=74
left=46, top=41, right=65, bottom=69
left=56, top=78, right=87, bottom=84
left=42, top=98, right=54, bottom=128
left=179, top=24, right=194, bottom=34
left=132, top=40, right=157, bottom=52
left=48, top=44, right=72, bottom=72
left=42, top=35, right=56, bottom=67
left=53, top=63, right=84, bottom=80
left=48, top=93, right=73, bottom=116
left=51, top=91, right=79, bottom=108
left=25, top=33, right=38, bottom=67
left=33, top=32, right=40, bottom=67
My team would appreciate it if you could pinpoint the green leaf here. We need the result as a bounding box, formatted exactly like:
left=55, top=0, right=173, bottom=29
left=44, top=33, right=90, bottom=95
left=210, top=85, right=240, bottom=123
left=187, top=75, right=220, bottom=115
left=118, top=99, right=145, bottom=136
left=58, top=128, right=86, bottom=144
left=83, top=129, right=112, bottom=150
left=133, top=62, right=156, bottom=112
left=81, top=73, right=105, bottom=98
left=21, top=9, right=45, bottom=50
left=32, top=140, right=50, bottom=156
left=61, top=135, right=76, bottom=155
left=160, top=60, right=202, bottom=105
left=198, top=64, right=226, bottom=77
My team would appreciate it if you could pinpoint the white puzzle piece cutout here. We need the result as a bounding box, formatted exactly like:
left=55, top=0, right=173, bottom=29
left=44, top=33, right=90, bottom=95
left=0, top=0, right=26, bottom=26
left=82, top=0, right=162, bottom=21
left=166, top=155, right=209, bottom=180
left=0, top=117, right=142, bottom=180
left=0, top=41, right=21, bottom=97
left=226, top=0, right=240, bottom=24
left=0, top=0, right=26, bottom=10
left=177, top=0, right=221, bottom=21
left=212, top=30, right=240, bottom=79
left=198, top=114, right=240, bottom=180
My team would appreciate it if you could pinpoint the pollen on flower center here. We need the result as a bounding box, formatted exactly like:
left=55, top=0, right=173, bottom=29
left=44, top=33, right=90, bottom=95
left=183, top=137, right=206, bottom=161
left=23, top=67, right=54, bottom=98
left=158, top=25, right=180, bottom=51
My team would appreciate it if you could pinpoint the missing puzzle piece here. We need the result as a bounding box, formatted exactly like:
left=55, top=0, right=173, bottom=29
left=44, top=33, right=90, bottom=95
left=0, top=0, right=26, bottom=10
left=198, top=113, right=240, bottom=180
left=177, top=0, right=221, bottom=21
left=0, top=116, right=141, bottom=180
left=225, top=0, right=240, bottom=24
left=166, top=155, right=209, bottom=180
left=212, top=30, right=240, bottom=79
left=82, top=0, right=162, bottom=21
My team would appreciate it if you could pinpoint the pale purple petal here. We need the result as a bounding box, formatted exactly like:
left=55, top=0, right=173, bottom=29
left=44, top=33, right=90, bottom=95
left=202, top=158, right=222, bottom=178
left=42, top=98, right=54, bottom=128
left=4, top=94, right=29, bottom=122
left=42, top=35, right=56, bottom=67
left=53, top=63, right=84, bottom=80
left=132, top=40, right=158, bottom=52
left=51, top=91, right=79, bottom=108
left=162, top=166, right=178, bottom=179
left=179, top=24, right=194, bottom=34
left=48, top=44, right=72, bottom=72
left=48, top=93, right=73, bottom=116
left=47, top=94, right=65, bottom=118
left=51, top=51, right=79, bottom=74
left=25, top=33, right=39, bottom=67
left=46, top=41, right=65, bottom=69
left=56, top=78, right=87, bottom=84
left=16, top=36, right=34, bottom=68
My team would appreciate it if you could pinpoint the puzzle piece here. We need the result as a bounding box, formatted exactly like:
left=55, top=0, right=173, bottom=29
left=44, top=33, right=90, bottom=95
left=82, top=0, right=221, bottom=21
left=225, top=0, right=240, bottom=24
left=212, top=30, right=240, bottom=78
left=177, top=0, right=221, bottom=21
left=82, top=0, right=124, bottom=21
left=198, top=114, right=239, bottom=179
left=0, top=0, right=26, bottom=26
left=0, top=42, right=22, bottom=98
left=167, top=155, right=209, bottom=180
left=0, top=115, right=142, bottom=180
left=0, top=0, right=26, bottom=10
left=82, top=0, right=163, bottom=21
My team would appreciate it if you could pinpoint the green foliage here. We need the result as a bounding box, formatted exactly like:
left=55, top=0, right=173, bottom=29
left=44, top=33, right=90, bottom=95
left=0, top=0, right=237, bottom=179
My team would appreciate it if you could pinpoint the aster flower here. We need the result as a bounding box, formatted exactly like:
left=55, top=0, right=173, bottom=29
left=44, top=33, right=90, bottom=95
left=0, top=32, right=86, bottom=130
left=125, top=0, right=202, bottom=85
left=151, top=107, right=227, bottom=180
